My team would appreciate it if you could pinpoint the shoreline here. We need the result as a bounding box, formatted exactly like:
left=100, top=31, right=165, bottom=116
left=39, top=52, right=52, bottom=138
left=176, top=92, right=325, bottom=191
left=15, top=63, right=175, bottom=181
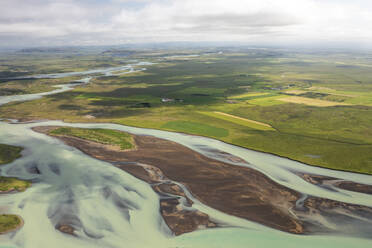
left=123, top=123, right=372, bottom=177
left=12, top=117, right=372, bottom=177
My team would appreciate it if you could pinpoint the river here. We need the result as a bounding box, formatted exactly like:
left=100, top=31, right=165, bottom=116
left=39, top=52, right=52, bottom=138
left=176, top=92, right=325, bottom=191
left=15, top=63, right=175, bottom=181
left=0, top=62, right=371, bottom=248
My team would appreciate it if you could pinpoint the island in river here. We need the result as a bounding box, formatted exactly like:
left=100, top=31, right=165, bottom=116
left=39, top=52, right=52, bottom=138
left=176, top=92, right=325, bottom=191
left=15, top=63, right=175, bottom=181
left=0, top=144, right=30, bottom=234
left=33, top=126, right=372, bottom=237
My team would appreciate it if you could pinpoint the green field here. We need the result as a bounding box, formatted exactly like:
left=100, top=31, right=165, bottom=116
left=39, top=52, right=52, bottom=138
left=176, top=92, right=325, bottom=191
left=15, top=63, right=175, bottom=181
left=50, top=127, right=135, bottom=150
left=1, top=48, right=372, bottom=174
left=198, top=111, right=275, bottom=131
left=162, top=121, right=229, bottom=138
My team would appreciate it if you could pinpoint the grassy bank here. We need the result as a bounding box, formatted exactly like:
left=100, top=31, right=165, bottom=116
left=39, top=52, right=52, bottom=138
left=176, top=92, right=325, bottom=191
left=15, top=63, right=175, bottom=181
left=50, top=127, right=135, bottom=150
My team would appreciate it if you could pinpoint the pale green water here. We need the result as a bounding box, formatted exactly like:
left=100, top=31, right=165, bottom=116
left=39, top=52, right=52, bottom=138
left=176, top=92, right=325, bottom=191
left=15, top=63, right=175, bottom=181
left=0, top=62, right=371, bottom=248
left=1, top=120, right=372, bottom=248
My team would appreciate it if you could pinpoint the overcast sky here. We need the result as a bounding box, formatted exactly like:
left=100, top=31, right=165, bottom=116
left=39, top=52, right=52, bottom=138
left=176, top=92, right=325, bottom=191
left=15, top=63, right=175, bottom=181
left=1, top=0, right=372, bottom=48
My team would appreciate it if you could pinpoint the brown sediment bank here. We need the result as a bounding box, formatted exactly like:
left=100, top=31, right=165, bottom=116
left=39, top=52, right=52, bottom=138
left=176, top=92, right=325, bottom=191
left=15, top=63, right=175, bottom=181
left=116, top=162, right=217, bottom=235
left=336, top=181, right=372, bottom=194
left=34, top=126, right=304, bottom=235
left=297, top=172, right=372, bottom=195
left=297, top=196, right=372, bottom=236
left=32, top=126, right=372, bottom=236
left=291, top=172, right=372, bottom=235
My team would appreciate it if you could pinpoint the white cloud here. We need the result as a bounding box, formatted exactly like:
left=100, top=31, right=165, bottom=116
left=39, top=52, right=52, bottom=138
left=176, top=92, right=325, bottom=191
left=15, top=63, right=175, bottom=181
left=0, top=0, right=371, bottom=47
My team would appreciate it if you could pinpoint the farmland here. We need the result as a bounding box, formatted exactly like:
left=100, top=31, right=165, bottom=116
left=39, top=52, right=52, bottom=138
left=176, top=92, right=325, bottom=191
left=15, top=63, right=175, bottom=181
left=1, top=47, right=372, bottom=174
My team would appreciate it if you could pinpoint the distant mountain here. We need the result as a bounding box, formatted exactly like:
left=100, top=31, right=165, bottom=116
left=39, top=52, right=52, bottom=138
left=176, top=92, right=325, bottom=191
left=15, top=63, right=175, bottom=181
left=18, top=47, right=79, bottom=53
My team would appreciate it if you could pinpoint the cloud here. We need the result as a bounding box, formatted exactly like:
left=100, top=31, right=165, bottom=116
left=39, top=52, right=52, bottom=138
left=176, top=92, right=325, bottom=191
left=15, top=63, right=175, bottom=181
left=0, top=0, right=371, bottom=47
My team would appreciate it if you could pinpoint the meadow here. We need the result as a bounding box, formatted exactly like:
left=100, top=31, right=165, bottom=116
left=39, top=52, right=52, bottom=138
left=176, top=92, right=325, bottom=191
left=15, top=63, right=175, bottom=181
left=1, top=47, right=372, bottom=174
left=50, top=127, right=135, bottom=150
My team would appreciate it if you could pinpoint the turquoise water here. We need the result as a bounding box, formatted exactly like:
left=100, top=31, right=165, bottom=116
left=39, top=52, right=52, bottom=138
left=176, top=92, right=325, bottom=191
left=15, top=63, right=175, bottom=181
left=0, top=62, right=371, bottom=248
left=0, top=120, right=372, bottom=248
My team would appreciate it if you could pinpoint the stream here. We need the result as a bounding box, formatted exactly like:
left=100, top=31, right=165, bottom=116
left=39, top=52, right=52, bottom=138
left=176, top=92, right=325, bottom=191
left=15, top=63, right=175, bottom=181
left=0, top=62, right=372, bottom=248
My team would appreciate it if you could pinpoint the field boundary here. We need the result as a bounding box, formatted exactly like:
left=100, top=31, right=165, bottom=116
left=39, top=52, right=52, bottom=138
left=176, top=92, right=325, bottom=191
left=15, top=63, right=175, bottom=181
left=278, top=96, right=352, bottom=107
left=199, top=111, right=275, bottom=131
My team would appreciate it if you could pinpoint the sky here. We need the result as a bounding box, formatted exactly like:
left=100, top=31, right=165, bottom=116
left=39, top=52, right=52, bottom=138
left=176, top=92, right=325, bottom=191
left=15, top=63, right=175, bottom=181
left=1, top=0, right=372, bottom=48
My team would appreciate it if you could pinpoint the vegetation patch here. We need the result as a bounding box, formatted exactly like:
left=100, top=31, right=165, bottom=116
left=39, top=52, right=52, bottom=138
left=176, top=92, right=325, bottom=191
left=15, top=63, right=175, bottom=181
left=247, top=95, right=286, bottom=106
left=279, top=96, right=352, bottom=107
left=0, top=214, right=22, bottom=234
left=0, top=177, right=30, bottom=192
left=283, top=89, right=308, bottom=95
left=2, top=50, right=372, bottom=174
left=175, top=86, right=226, bottom=95
left=50, top=127, right=135, bottom=150
left=0, top=145, right=28, bottom=235
left=230, top=92, right=270, bottom=99
left=199, top=111, right=275, bottom=131
left=162, top=121, right=229, bottom=138
left=0, top=144, right=23, bottom=165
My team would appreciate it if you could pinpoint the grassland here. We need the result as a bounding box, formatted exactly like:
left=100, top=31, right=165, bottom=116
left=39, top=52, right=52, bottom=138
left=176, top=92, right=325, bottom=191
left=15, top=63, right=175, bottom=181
left=229, top=92, right=270, bottom=99
left=162, top=121, right=229, bottom=137
left=0, top=77, right=84, bottom=96
left=1, top=48, right=372, bottom=174
left=50, top=127, right=135, bottom=150
left=199, top=111, right=274, bottom=131
left=278, top=96, right=352, bottom=107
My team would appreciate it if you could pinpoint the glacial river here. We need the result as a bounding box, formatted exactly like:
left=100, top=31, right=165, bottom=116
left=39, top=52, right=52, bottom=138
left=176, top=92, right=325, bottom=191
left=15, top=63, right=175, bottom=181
left=0, top=62, right=372, bottom=248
